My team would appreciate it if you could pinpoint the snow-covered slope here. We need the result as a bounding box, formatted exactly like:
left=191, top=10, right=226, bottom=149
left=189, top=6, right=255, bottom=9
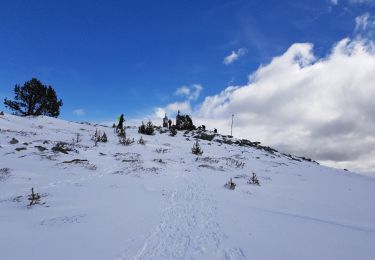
left=1, top=113, right=374, bottom=260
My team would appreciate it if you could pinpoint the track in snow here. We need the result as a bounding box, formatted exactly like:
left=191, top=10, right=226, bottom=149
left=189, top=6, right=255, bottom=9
left=118, top=170, right=245, bottom=260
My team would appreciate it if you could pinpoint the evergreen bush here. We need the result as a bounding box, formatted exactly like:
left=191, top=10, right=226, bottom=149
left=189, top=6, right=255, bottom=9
left=192, top=140, right=203, bottom=155
left=138, top=121, right=154, bottom=135
left=248, top=171, right=260, bottom=185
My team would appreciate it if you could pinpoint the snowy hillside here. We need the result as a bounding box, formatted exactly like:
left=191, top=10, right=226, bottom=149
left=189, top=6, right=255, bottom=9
left=1, top=113, right=375, bottom=260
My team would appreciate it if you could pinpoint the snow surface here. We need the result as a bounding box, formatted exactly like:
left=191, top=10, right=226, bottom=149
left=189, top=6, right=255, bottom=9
left=0, top=113, right=374, bottom=260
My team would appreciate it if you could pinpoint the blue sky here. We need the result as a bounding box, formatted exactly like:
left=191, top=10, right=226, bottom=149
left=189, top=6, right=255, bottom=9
left=0, top=0, right=373, bottom=121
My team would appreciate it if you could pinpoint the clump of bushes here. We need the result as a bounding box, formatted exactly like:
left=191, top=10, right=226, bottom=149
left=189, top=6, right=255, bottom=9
left=176, top=112, right=195, bottom=130
left=248, top=171, right=260, bottom=185
left=169, top=126, right=177, bottom=136
left=192, top=140, right=203, bottom=155
left=119, top=136, right=134, bottom=145
left=92, top=129, right=108, bottom=145
left=138, top=121, right=154, bottom=135
left=117, top=127, right=134, bottom=145
left=52, top=142, right=74, bottom=154
left=224, top=178, right=236, bottom=190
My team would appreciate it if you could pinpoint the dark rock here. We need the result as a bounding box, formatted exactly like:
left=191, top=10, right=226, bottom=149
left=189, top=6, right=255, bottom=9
left=52, top=142, right=73, bottom=154
left=193, top=133, right=216, bottom=141
left=9, top=138, right=19, bottom=144
left=63, top=159, right=88, bottom=163
left=35, top=146, right=48, bottom=152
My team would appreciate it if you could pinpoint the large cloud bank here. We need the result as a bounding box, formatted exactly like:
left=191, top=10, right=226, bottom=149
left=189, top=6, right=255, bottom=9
left=195, top=38, right=375, bottom=173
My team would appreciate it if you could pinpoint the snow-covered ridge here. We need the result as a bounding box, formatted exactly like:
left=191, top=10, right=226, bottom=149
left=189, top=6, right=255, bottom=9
left=1, top=113, right=374, bottom=260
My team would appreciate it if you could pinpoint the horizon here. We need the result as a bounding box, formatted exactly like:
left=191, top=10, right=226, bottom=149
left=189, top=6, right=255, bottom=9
left=1, top=0, right=375, bottom=174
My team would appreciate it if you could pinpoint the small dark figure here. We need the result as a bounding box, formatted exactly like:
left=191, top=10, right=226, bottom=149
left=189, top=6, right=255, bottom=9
left=117, top=114, right=124, bottom=132
left=202, top=125, right=206, bottom=131
left=168, top=119, right=172, bottom=129
left=214, top=128, right=217, bottom=133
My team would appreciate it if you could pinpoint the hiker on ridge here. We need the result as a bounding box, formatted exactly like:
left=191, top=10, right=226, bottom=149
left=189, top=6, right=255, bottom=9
left=117, top=114, right=124, bottom=132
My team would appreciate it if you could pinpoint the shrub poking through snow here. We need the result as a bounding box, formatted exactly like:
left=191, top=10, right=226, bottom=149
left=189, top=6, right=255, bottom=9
left=117, top=127, right=134, bottom=145
left=72, top=133, right=82, bottom=144
left=138, top=136, right=145, bottom=145
left=192, top=140, right=203, bottom=155
left=138, top=122, right=146, bottom=134
left=225, top=178, right=236, bottom=190
left=92, top=129, right=108, bottom=145
left=117, top=127, right=125, bottom=137
left=169, top=127, right=177, bottom=137
left=119, top=132, right=134, bottom=146
left=155, top=148, right=168, bottom=153
left=119, top=136, right=134, bottom=145
left=0, top=168, right=11, bottom=182
left=52, top=142, right=73, bottom=154
left=248, top=171, right=260, bottom=185
left=92, top=129, right=100, bottom=145
left=101, top=132, right=108, bottom=143
left=138, top=121, right=154, bottom=135
left=28, top=188, right=42, bottom=206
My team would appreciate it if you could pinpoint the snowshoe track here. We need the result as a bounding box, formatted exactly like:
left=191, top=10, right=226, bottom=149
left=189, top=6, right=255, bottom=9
left=129, top=171, right=245, bottom=260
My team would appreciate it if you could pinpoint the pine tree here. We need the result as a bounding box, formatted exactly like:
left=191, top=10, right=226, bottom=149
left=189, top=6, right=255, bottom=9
left=248, top=171, right=260, bottom=185
left=139, top=120, right=154, bottom=135
left=4, top=78, right=63, bottom=117
left=192, top=140, right=203, bottom=155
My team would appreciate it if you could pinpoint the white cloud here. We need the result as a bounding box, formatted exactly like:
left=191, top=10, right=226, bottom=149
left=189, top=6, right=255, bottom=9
left=73, top=108, right=85, bottom=117
left=154, top=85, right=203, bottom=119
left=154, top=101, right=192, bottom=119
left=175, top=84, right=203, bottom=101
left=194, top=38, right=375, bottom=173
left=190, top=84, right=203, bottom=100
left=175, top=86, right=191, bottom=96
left=355, top=13, right=375, bottom=33
left=223, top=48, right=248, bottom=65
left=166, top=101, right=191, bottom=113
left=354, top=13, right=375, bottom=41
